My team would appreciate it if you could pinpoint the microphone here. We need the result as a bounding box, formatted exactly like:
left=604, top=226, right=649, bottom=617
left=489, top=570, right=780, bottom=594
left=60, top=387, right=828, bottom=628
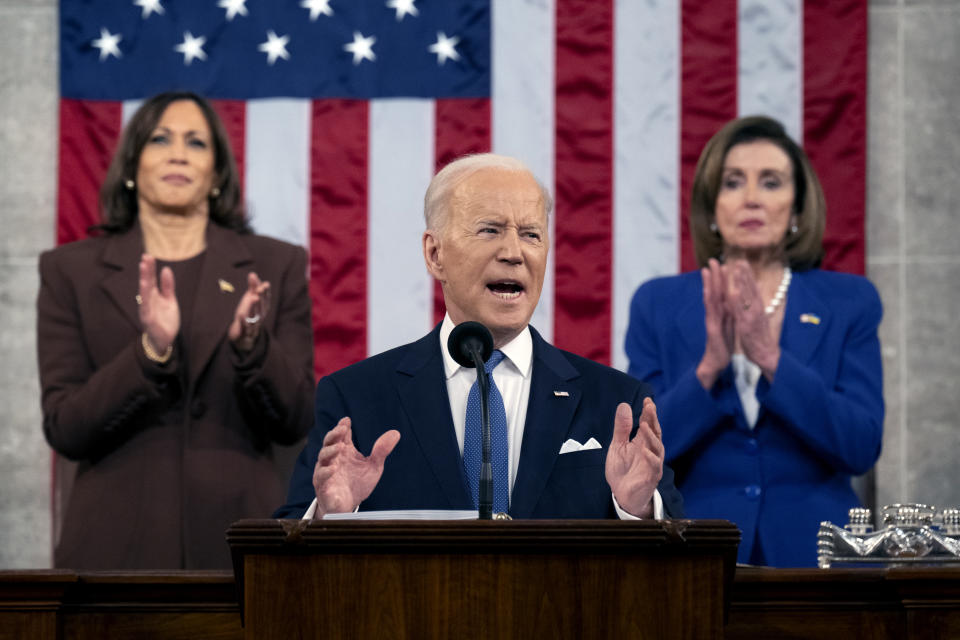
left=447, top=321, right=494, bottom=368
left=447, top=321, right=495, bottom=520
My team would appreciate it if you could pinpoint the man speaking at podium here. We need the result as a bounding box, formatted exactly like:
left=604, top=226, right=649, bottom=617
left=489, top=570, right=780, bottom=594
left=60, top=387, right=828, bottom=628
left=276, top=154, right=683, bottom=521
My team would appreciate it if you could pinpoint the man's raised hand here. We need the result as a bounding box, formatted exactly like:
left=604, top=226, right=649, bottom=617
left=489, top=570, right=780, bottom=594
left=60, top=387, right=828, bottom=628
left=312, top=417, right=400, bottom=518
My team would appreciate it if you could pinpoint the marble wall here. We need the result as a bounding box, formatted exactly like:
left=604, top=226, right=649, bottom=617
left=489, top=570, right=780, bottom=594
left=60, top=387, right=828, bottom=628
left=1, top=0, right=958, bottom=567
left=0, top=0, right=58, bottom=568
left=868, top=1, right=960, bottom=512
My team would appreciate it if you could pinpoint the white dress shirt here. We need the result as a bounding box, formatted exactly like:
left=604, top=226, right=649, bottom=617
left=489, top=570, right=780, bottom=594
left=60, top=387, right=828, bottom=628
left=439, top=314, right=532, bottom=499
left=732, top=353, right=761, bottom=429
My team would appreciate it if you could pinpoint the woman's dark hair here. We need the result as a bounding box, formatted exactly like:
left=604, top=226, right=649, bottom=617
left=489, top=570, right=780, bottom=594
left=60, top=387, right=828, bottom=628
left=689, top=115, right=825, bottom=270
left=97, top=91, right=250, bottom=234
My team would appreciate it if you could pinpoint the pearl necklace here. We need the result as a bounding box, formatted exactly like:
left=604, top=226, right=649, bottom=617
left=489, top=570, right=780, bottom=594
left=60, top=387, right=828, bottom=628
left=764, top=266, right=792, bottom=315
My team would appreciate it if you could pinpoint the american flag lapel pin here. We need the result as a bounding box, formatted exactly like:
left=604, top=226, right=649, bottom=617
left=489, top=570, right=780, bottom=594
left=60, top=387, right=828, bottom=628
left=553, top=390, right=570, bottom=397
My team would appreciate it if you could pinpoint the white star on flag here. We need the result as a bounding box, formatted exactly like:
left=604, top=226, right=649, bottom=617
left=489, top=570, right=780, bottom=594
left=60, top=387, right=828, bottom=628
left=300, top=0, right=333, bottom=21
left=174, top=32, right=207, bottom=65
left=344, top=31, right=376, bottom=65
left=258, top=30, right=291, bottom=65
left=218, top=0, right=248, bottom=21
left=92, top=27, right=122, bottom=61
left=133, top=0, right=164, bottom=19
left=386, top=0, right=418, bottom=21
left=428, top=32, right=460, bottom=65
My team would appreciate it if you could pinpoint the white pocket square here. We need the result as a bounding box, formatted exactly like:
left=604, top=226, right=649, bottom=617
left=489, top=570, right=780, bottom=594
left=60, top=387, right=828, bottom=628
left=559, top=437, right=602, bottom=454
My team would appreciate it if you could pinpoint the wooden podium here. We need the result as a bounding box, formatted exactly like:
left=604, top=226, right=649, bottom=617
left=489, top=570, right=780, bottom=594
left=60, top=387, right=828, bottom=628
left=227, top=518, right=740, bottom=639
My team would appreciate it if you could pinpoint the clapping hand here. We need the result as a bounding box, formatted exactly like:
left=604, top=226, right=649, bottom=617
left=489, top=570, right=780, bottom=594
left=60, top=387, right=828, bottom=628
left=138, top=254, right=180, bottom=354
left=697, top=258, right=781, bottom=388
left=228, top=272, right=271, bottom=351
left=724, top=259, right=781, bottom=378
left=697, top=258, right=735, bottom=389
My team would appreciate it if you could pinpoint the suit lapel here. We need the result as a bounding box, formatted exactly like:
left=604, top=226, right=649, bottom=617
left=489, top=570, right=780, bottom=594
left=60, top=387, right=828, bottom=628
left=510, top=328, right=581, bottom=518
left=395, top=328, right=472, bottom=509
left=186, top=224, right=252, bottom=387
left=779, top=270, right=829, bottom=366
left=753, top=270, right=829, bottom=425
left=99, top=229, right=145, bottom=331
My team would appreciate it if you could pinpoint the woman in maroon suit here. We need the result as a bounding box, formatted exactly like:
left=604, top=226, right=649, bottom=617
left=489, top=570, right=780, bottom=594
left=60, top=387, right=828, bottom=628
left=37, top=91, right=315, bottom=569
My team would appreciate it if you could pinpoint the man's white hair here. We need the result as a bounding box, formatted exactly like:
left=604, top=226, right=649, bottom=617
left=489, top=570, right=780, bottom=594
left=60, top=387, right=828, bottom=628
left=423, top=153, right=554, bottom=231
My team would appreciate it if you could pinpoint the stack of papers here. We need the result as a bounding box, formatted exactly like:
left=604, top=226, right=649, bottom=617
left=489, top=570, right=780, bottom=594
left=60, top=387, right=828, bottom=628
left=322, top=510, right=479, bottom=521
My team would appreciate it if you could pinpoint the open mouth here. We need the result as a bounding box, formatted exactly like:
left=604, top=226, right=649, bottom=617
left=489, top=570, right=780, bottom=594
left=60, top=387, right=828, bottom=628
left=487, top=280, right=524, bottom=300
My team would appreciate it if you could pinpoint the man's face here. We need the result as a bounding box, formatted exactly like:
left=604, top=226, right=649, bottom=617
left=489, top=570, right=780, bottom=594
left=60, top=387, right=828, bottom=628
left=424, top=168, right=548, bottom=348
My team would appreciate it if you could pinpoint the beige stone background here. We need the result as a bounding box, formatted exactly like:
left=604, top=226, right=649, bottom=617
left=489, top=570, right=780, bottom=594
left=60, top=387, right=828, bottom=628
left=2, top=0, right=959, bottom=567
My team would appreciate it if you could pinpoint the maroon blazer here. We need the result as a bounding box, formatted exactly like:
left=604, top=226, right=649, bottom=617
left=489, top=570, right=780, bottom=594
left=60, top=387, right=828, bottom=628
left=37, top=222, right=314, bottom=569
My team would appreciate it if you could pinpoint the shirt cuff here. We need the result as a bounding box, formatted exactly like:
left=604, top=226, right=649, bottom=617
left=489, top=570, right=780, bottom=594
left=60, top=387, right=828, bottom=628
left=301, top=498, right=361, bottom=520
left=613, top=489, right=664, bottom=520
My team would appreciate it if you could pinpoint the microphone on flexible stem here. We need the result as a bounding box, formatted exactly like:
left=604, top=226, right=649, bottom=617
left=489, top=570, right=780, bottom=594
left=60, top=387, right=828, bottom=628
left=447, top=321, right=495, bottom=520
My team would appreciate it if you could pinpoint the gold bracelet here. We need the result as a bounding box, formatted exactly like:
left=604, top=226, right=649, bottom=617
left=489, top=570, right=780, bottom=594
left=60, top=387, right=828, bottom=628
left=141, top=332, right=173, bottom=364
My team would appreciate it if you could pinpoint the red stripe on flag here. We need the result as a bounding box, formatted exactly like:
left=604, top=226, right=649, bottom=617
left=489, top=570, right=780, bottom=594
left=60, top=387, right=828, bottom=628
left=803, top=0, right=867, bottom=275
left=57, top=99, right=122, bottom=245
left=309, top=100, right=369, bottom=379
left=553, top=0, right=614, bottom=365
left=432, top=98, right=492, bottom=327
left=679, top=0, right=738, bottom=273
left=52, top=99, right=122, bottom=558
left=209, top=100, right=246, bottom=195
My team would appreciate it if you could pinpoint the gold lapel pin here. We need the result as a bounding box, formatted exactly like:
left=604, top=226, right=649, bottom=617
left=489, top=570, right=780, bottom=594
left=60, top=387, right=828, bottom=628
left=800, top=313, right=821, bottom=325
left=218, top=279, right=235, bottom=293
left=553, top=390, right=570, bottom=397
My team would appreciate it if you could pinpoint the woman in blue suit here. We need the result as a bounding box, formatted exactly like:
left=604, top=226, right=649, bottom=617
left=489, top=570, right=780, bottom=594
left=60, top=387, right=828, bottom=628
left=625, top=116, right=883, bottom=567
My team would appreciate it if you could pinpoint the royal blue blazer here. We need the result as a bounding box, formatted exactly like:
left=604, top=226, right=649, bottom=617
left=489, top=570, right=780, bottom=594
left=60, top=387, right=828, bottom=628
left=277, top=325, right=684, bottom=520
left=625, top=268, right=883, bottom=566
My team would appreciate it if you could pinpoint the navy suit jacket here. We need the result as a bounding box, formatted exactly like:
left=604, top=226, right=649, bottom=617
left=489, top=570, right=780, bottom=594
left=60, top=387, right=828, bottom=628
left=626, top=268, right=883, bottom=566
left=277, top=325, right=684, bottom=519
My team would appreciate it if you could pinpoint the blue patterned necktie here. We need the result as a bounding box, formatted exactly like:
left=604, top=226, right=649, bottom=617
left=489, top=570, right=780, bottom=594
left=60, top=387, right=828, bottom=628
left=463, top=349, right=509, bottom=513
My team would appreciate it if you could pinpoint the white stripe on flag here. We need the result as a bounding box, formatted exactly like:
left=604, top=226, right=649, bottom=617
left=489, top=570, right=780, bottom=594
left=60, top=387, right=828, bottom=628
left=612, top=0, right=681, bottom=372
left=491, top=0, right=555, bottom=344
left=245, top=99, right=311, bottom=248
left=122, top=100, right=143, bottom=127
left=738, top=0, right=803, bottom=142
left=367, top=99, right=435, bottom=357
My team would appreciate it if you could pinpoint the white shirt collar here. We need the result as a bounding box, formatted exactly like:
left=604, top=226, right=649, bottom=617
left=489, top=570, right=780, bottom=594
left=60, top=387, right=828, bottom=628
left=439, top=314, right=533, bottom=380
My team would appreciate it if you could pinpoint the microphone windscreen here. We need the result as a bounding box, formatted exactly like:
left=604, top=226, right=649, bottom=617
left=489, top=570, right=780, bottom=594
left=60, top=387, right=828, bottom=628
left=447, top=321, right=494, bottom=368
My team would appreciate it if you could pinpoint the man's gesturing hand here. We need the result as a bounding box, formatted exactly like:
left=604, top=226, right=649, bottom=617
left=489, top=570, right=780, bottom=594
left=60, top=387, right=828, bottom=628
left=312, top=417, right=400, bottom=518
left=604, top=399, right=664, bottom=518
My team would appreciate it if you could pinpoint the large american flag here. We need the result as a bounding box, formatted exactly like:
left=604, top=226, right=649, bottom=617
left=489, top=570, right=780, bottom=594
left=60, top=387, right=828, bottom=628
left=58, top=0, right=866, bottom=377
